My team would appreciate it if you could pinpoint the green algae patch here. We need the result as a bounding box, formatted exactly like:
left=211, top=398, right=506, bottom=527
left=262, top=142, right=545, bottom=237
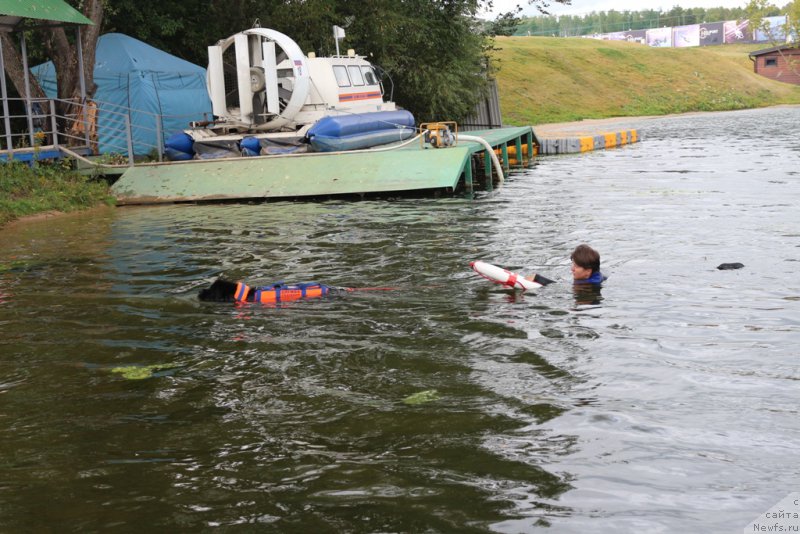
left=403, top=389, right=440, bottom=405
left=0, top=259, right=36, bottom=273
left=110, top=364, right=178, bottom=380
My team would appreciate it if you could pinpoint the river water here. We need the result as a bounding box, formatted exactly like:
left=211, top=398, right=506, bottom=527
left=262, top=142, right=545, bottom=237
left=1, top=106, right=798, bottom=532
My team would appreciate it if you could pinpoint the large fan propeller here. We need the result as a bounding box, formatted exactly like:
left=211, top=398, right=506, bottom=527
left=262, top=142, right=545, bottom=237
left=207, top=28, right=311, bottom=131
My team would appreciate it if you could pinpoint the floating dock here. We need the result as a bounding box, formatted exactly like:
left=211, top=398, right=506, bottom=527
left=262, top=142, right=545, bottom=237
left=110, top=127, right=536, bottom=205
left=2, top=120, right=642, bottom=204
left=535, top=129, right=638, bottom=154
left=532, top=118, right=641, bottom=155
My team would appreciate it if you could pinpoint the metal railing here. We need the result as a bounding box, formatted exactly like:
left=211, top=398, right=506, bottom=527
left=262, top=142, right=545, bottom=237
left=2, top=96, right=131, bottom=165
left=1, top=96, right=209, bottom=166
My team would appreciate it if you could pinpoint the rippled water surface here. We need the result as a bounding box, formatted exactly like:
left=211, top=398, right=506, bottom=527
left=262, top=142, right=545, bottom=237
left=1, top=107, right=799, bottom=532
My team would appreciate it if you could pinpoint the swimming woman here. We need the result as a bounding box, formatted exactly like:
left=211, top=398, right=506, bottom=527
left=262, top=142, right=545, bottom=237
left=525, top=244, right=605, bottom=285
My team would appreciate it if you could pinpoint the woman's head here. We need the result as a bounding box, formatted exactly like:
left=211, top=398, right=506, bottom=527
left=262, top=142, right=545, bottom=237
left=571, top=244, right=600, bottom=280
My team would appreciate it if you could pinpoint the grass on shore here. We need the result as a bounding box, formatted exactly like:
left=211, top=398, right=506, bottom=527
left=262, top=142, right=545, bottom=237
left=0, top=161, right=115, bottom=227
left=492, top=37, right=800, bottom=125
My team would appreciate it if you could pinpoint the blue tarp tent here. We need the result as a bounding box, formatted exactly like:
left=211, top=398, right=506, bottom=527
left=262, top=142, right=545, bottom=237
left=33, top=33, right=212, bottom=155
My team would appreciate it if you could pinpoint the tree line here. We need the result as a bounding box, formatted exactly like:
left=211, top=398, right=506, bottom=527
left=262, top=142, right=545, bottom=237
left=4, top=0, right=795, bottom=128
left=1, top=0, right=556, bottom=125
left=515, top=4, right=789, bottom=37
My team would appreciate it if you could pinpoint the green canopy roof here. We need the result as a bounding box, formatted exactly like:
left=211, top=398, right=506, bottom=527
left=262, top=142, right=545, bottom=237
left=0, top=0, right=92, bottom=28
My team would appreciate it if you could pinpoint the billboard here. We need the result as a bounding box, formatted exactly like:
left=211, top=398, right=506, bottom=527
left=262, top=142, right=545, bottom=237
left=724, top=20, right=753, bottom=43
left=604, top=31, right=627, bottom=41
left=624, top=29, right=647, bottom=44
left=673, top=24, right=700, bottom=47
left=646, top=27, right=672, bottom=48
left=754, top=15, right=787, bottom=42
left=699, top=22, right=724, bottom=46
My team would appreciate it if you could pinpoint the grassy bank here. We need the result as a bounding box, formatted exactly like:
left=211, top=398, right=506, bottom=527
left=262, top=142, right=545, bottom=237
left=492, top=38, right=800, bottom=125
left=0, top=162, right=115, bottom=227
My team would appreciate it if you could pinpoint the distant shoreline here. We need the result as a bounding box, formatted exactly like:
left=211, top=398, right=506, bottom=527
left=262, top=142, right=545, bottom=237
left=493, top=38, right=800, bottom=126
left=532, top=104, right=800, bottom=136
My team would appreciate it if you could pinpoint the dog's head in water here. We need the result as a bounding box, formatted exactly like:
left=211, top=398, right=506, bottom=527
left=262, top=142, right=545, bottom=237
left=198, top=279, right=240, bottom=302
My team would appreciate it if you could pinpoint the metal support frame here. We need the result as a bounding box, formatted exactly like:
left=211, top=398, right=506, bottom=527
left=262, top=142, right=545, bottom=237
left=464, top=158, right=473, bottom=193
left=0, top=34, right=14, bottom=152
left=155, top=119, right=163, bottom=161
left=49, top=99, right=59, bottom=148
left=527, top=132, right=534, bottom=159
left=0, top=21, right=92, bottom=159
left=20, top=32, right=35, bottom=147
left=124, top=114, right=134, bottom=166
left=483, top=149, right=493, bottom=192
left=75, top=26, right=90, bottom=149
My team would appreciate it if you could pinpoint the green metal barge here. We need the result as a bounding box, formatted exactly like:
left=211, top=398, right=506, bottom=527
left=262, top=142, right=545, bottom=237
left=110, top=126, right=536, bottom=205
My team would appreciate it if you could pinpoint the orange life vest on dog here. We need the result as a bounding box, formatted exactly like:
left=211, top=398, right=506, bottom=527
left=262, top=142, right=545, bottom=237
left=234, top=282, right=331, bottom=304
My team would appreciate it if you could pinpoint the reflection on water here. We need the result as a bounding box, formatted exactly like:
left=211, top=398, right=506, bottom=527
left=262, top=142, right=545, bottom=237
left=1, top=107, right=799, bottom=532
left=572, top=284, right=603, bottom=307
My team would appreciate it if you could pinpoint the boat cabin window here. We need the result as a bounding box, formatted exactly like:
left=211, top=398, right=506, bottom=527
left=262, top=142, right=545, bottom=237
left=348, top=65, right=365, bottom=86
left=333, top=65, right=351, bottom=87
left=361, top=67, right=378, bottom=86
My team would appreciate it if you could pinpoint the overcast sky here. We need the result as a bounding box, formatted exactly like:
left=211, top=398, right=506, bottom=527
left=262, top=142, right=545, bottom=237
left=482, top=0, right=748, bottom=18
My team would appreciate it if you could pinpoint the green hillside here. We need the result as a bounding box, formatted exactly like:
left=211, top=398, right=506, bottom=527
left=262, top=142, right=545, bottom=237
left=492, top=37, right=800, bottom=125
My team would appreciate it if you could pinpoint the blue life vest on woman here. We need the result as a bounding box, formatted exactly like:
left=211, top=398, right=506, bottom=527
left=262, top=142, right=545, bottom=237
left=575, top=271, right=605, bottom=285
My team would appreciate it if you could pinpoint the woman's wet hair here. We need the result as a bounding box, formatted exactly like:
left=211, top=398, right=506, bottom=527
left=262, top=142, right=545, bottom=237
left=571, top=244, right=600, bottom=273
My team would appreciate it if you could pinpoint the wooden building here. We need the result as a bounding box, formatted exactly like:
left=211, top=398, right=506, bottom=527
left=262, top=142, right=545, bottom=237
left=749, top=45, right=800, bottom=85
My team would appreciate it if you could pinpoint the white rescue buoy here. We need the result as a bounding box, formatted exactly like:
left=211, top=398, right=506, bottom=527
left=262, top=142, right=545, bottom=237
left=470, top=260, right=542, bottom=290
